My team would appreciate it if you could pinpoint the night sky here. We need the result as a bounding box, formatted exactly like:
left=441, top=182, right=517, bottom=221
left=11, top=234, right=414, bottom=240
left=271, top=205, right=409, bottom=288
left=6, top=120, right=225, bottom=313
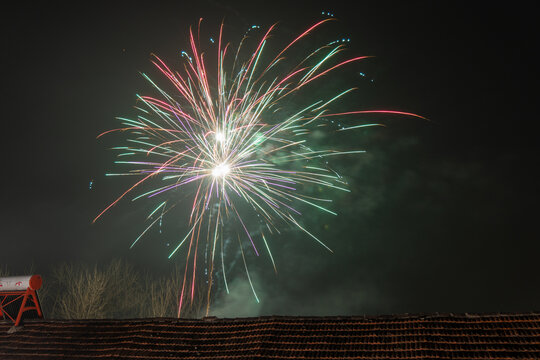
left=2, top=1, right=537, bottom=317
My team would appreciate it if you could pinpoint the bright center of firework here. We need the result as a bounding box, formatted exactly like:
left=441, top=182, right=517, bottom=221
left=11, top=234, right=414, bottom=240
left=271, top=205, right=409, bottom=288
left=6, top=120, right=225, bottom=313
left=212, top=163, right=230, bottom=178
left=215, top=131, right=225, bottom=143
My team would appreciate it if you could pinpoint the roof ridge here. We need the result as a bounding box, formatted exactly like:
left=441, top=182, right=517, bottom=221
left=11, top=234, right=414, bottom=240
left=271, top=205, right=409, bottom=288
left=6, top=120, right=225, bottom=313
left=12, top=311, right=539, bottom=323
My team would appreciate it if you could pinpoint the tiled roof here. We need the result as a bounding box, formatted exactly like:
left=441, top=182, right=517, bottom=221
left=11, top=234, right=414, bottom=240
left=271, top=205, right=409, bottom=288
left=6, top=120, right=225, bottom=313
left=1, top=313, right=539, bottom=359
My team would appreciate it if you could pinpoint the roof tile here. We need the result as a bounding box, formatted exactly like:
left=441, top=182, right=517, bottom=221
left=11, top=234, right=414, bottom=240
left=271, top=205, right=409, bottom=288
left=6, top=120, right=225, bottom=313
left=1, top=313, right=539, bottom=359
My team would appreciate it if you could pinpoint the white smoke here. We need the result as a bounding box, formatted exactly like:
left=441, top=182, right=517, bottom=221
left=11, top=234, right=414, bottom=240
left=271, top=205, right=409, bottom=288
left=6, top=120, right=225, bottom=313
left=209, top=276, right=264, bottom=318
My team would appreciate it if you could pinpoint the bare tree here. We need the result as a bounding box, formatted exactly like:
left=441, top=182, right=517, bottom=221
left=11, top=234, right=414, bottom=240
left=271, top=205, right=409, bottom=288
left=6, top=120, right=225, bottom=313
left=100, top=259, right=140, bottom=318
left=141, top=265, right=207, bottom=318
left=50, top=259, right=140, bottom=319
left=51, top=263, right=109, bottom=319
left=16, top=259, right=214, bottom=320
left=0, top=266, right=9, bottom=278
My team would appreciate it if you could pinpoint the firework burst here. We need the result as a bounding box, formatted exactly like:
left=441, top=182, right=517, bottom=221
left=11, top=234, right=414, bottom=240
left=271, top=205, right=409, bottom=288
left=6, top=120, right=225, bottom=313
left=95, top=18, right=424, bottom=316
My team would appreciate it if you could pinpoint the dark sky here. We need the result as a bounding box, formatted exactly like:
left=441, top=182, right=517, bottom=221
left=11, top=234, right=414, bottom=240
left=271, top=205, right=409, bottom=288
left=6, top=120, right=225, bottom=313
left=2, top=1, right=537, bottom=317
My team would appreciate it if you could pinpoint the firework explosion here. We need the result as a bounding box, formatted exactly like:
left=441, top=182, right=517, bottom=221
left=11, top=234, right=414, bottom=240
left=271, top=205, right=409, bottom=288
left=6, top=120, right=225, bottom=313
left=95, top=18, right=423, bottom=316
